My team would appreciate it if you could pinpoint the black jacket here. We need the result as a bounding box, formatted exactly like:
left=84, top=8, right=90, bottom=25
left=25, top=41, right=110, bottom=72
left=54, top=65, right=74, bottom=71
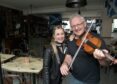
left=43, top=44, right=67, bottom=84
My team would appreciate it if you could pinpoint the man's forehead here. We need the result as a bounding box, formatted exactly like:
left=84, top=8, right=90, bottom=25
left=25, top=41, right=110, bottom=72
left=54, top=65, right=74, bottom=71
left=72, top=17, right=83, bottom=22
left=71, top=18, right=83, bottom=23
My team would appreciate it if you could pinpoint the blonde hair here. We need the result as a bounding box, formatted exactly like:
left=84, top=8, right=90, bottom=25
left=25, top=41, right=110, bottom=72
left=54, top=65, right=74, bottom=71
left=50, top=25, right=65, bottom=56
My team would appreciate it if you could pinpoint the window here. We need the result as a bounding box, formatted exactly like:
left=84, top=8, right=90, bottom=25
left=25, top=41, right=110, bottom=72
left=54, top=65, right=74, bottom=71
left=112, top=19, right=117, bottom=32
left=62, top=20, right=71, bottom=33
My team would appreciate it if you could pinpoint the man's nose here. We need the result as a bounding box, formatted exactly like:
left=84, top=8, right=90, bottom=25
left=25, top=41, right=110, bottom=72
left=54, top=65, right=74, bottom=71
left=75, top=26, right=79, bottom=30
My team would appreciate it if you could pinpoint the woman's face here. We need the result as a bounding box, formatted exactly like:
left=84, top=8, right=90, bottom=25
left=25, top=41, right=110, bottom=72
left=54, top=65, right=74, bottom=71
left=54, top=28, right=65, bottom=43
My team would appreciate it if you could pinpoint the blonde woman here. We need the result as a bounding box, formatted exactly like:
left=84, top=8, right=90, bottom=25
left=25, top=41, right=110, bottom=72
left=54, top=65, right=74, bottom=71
left=43, top=25, right=67, bottom=84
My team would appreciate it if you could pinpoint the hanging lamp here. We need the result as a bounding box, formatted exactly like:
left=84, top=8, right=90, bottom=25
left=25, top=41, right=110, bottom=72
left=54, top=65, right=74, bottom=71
left=66, top=0, right=87, bottom=8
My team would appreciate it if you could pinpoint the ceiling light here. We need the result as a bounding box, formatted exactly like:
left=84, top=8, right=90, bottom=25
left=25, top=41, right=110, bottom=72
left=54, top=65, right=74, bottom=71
left=66, top=0, right=87, bottom=8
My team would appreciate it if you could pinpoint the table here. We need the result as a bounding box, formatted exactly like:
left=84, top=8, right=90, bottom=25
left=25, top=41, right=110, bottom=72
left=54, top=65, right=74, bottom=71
left=2, top=57, right=43, bottom=84
left=0, top=53, right=15, bottom=63
left=0, top=54, right=15, bottom=84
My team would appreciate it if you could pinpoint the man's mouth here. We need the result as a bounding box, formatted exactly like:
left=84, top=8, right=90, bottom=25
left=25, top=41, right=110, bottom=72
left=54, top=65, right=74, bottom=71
left=75, top=28, right=81, bottom=32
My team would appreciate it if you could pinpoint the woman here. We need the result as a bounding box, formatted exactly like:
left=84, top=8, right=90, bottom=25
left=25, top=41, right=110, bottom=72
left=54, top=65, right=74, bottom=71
left=43, top=25, right=67, bottom=84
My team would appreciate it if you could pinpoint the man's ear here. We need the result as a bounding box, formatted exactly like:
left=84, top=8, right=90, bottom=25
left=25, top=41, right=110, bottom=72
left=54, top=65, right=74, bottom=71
left=84, top=22, right=87, bottom=28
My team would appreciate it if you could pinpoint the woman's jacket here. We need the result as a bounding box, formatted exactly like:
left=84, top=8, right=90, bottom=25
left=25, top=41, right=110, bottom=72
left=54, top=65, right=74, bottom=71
left=43, top=44, right=67, bottom=84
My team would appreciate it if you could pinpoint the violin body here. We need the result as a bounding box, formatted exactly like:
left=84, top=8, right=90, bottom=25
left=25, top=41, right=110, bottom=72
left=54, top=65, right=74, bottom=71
left=76, top=33, right=102, bottom=54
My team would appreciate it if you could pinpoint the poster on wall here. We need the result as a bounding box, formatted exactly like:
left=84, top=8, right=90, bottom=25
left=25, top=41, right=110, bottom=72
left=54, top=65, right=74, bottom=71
left=105, top=0, right=117, bottom=17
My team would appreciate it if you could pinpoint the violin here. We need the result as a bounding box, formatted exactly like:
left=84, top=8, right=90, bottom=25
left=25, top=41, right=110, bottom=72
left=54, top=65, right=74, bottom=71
left=75, top=32, right=101, bottom=54
left=75, top=32, right=115, bottom=61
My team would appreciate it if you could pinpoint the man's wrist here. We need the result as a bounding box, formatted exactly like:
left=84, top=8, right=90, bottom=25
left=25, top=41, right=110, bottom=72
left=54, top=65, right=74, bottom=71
left=63, top=61, right=69, bottom=67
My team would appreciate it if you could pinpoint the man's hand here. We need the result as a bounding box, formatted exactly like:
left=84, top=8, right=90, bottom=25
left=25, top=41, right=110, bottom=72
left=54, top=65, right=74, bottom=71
left=60, top=54, right=72, bottom=76
left=113, top=59, right=117, bottom=64
left=93, top=49, right=107, bottom=60
left=60, top=62, right=69, bottom=76
left=93, top=49, right=112, bottom=66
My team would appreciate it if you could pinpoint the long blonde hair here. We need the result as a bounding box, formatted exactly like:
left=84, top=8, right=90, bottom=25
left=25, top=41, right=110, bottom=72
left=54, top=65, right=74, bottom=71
left=50, top=25, right=65, bottom=57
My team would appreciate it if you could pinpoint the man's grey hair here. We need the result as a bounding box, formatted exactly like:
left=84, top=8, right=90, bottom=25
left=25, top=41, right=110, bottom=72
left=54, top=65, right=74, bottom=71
left=69, top=14, right=85, bottom=23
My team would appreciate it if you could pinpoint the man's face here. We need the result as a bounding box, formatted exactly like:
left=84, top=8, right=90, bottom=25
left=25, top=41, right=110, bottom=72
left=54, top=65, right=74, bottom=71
left=70, top=17, right=86, bottom=36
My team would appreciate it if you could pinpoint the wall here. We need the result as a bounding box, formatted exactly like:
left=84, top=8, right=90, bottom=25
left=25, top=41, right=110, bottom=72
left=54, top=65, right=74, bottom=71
left=29, top=37, right=50, bottom=58
left=111, top=33, right=117, bottom=39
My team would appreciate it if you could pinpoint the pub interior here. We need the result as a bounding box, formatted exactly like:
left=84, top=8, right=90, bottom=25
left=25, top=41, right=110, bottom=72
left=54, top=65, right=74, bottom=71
left=0, top=0, right=117, bottom=84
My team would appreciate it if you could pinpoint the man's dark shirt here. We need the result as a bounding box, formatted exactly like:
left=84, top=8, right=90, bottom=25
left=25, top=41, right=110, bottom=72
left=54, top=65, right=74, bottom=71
left=67, top=32, right=107, bottom=83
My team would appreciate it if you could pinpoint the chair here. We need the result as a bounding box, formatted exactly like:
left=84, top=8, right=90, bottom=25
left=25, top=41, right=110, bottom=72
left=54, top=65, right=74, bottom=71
left=11, top=49, right=23, bottom=56
left=2, top=48, right=11, bottom=54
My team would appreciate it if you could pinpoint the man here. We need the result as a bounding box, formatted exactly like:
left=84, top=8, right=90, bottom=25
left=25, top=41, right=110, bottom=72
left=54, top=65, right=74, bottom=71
left=60, top=15, right=110, bottom=84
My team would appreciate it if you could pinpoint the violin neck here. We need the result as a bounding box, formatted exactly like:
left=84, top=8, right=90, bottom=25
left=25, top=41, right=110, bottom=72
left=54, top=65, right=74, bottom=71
left=102, top=51, right=115, bottom=61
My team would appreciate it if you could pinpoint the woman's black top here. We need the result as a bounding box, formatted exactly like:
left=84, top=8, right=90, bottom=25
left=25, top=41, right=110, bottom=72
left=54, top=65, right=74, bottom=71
left=43, top=43, right=67, bottom=84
